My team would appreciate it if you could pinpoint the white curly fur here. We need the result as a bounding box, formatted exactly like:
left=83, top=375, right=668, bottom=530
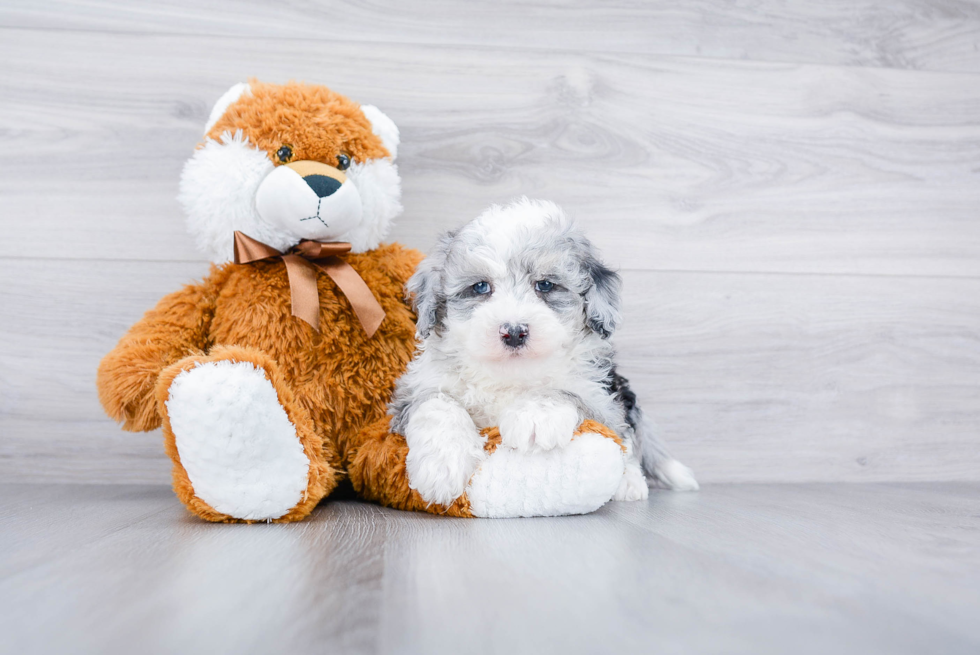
left=389, top=199, right=698, bottom=509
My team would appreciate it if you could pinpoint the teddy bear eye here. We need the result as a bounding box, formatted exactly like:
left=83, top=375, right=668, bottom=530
left=276, top=145, right=293, bottom=163
left=336, top=153, right=351, bottom=171
left=535, top=280, right=554, bottom=293
left=472, top=281, right=491, bottom=295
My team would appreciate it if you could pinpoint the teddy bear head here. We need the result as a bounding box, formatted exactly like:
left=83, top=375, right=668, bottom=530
left=178, top=80, right=402, bottom=262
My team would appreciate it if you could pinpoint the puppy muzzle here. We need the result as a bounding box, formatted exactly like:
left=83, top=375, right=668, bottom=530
left=255, top=160, right=363, bottom=241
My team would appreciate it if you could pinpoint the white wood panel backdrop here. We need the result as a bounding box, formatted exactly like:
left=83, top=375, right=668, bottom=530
left=1, top=1, right=978, bottom=484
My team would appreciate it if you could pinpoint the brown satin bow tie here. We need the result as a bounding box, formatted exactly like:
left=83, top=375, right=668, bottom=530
left=233, top=231, right=385, bottom=337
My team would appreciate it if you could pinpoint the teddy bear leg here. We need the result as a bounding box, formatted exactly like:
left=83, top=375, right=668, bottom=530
left=155, top=346, right=337, bottom=523
left=464, top=424, right=626, bottom=518
left=344, top=416, right=475, bottom=517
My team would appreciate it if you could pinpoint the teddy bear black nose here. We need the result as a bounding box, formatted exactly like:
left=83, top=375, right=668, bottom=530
left=303, top=174, right=342, bottom=198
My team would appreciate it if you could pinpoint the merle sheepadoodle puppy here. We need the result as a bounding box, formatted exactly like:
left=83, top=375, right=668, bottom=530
left=389, top=198, right=698, bottom=506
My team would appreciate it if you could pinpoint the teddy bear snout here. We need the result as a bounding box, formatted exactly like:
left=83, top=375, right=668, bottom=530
left=255, top=159, right=363, bottom=241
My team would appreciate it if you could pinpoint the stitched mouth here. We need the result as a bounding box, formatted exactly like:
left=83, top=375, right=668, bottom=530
left=299, top=197, right=330, bottom=228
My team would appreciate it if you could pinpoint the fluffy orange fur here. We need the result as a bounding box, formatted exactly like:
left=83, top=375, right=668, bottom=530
left=156, top=345, right=336, bottom=523
left=98, top=245, right=423, bottom=522
left=98, top=245, right=627, bottom=521
left=347, top=416, right=475, bottom=518
left=206, top=79, right=389, bottom=165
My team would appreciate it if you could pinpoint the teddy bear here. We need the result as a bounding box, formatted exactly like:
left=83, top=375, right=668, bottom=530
left=97, top=80, right=628, bottom=522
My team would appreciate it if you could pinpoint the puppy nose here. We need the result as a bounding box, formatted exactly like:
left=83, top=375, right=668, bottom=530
left=499, top=323, right=529, bottom=348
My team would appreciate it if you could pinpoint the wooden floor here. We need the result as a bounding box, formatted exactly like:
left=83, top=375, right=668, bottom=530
left=1, top=483, right=978, bottom=655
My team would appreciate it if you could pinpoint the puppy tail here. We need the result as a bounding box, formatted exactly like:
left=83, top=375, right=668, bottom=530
left=633, top=406, right=700, bottom=492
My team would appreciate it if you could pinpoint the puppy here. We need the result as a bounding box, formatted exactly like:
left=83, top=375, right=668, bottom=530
left=389, top=198, right=698, bottom=506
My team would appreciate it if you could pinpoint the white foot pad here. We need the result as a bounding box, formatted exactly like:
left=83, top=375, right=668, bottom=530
left=466, top=432, right=625, bottom=518
left=166, top=361, right=310, bottom=520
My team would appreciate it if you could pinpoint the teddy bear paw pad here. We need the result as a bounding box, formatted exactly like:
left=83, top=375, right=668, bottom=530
left=465, top=431, right=625, bottom=518
left=165, top=360, right=310, bottom=520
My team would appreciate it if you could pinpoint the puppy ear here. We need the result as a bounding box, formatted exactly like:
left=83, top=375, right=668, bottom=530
left=583, top=252, right=622, bottom=339
left=407, top=231, right=453, bottom=338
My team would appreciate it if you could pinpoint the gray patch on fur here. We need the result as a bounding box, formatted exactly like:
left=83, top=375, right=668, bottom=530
left=405, top=230, right=454, bottom=338
left=582, top=256, right=621, bottom=338
left=388, top=387, right=437, bottom=434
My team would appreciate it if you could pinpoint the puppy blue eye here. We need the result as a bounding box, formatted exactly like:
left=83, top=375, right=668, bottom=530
left=472, top=281, right=491, bottom=295
left=535, top=280, right=554, bottom=293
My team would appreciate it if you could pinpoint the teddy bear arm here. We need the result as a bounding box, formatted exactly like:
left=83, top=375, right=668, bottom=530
left=347, top=417, right=627, bottom=518
left=346, top=416, right=476, bottom=517
left=97, top=280, right=216, bottom=432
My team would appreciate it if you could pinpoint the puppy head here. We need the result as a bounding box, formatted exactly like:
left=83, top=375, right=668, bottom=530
left=408, top=198, right=621, bottom=377
left=178, top=80, right=402, bottom=261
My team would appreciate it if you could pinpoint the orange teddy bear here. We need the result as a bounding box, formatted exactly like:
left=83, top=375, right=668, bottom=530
left=97, top=81, right=628, bottom=522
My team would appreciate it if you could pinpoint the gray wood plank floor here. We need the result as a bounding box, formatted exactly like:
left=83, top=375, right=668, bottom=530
left=1, top=483, right=978, bottom=655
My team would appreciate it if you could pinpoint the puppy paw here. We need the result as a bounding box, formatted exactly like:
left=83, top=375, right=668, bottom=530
left=499, top=396, right=580, bottom=453
left=613, top=460, right=649, bottom=501
left=404, top=396, right=486, bottom=506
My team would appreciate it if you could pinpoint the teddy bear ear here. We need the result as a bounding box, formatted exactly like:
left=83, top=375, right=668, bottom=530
left=359, top=105, right=400, bottom=160
left=203, top=82, right=251, bottom=136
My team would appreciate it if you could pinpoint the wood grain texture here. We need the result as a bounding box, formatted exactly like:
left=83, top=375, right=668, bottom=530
left=1, top=0, right=979, bottom=73
left=1, top=483, right=979, bottom=654
left=1, top=28, right=979, bottom=275
left=3, top=259, right=978, bottom=484
left=617, top=271, right=980, bottom=483
left=1, top=2, right=979, bottom=485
